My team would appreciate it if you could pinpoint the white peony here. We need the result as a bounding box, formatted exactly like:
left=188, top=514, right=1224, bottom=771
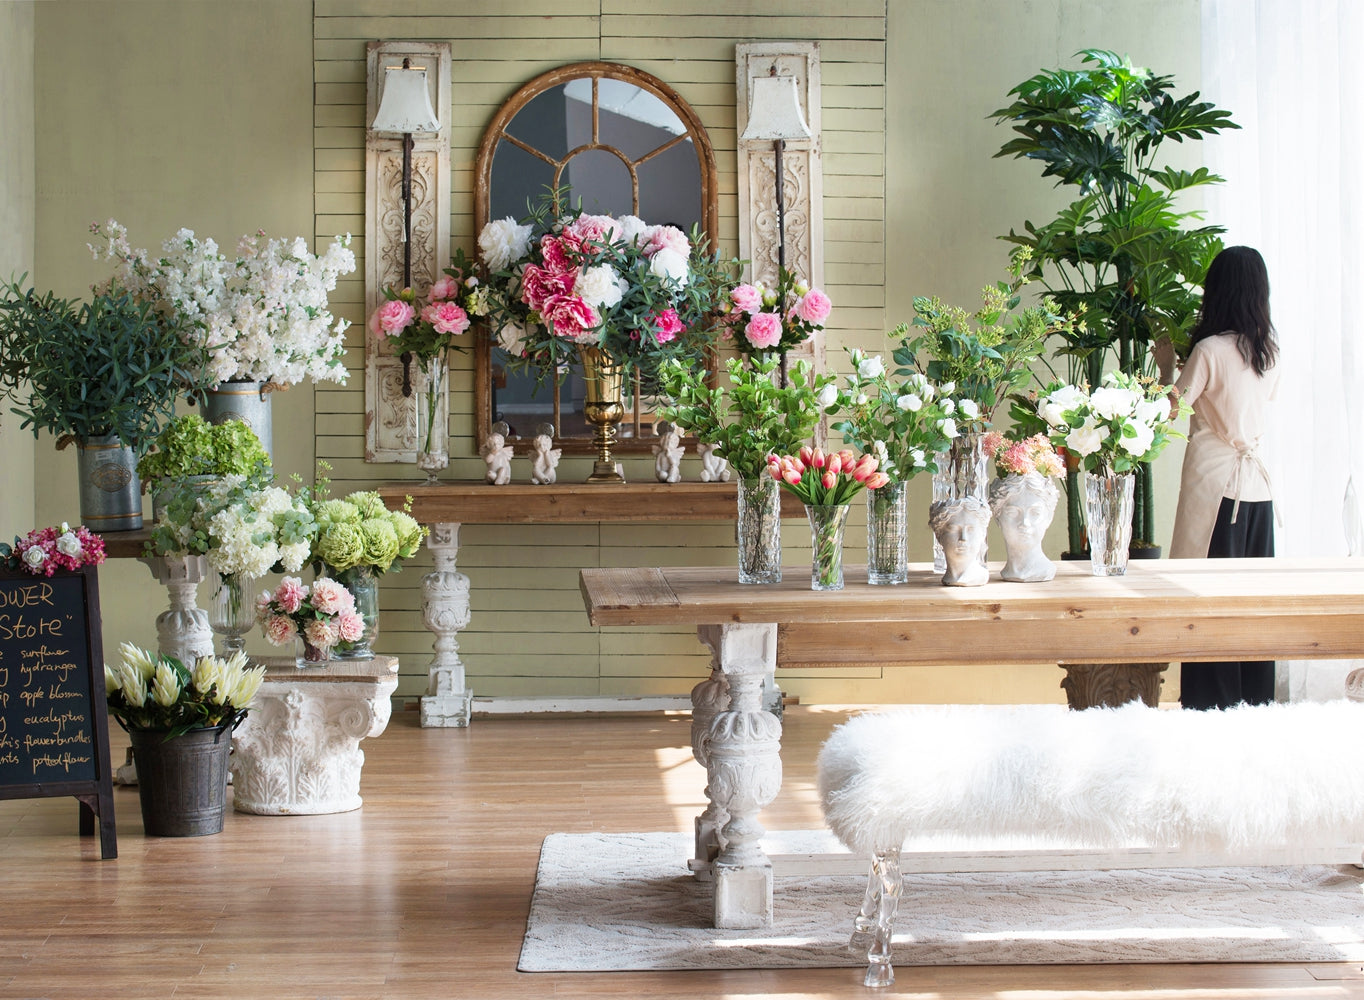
left=648, top=247, right=690, bottom=287
left=478, top=217, right=533, bottom=272
left=575, top=265, right=627, bottom=310
left=1065, top=419, right=1108, bottom=457
left=497, top=321, right=530, bottom=357
left=1090, top=386, right=1140, bottom=421
left=895, top=393, right=922, bottom=412
left=857, top=355, right=885, bottom=379
left=615, top=215, right=650, bottom=246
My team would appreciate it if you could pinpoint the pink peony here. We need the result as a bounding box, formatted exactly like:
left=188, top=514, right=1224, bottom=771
left=651, top=308, right=684, bottom=344
left=370, top=298, right=415, bottom=337
left=428, top=274, right=459, bottom=301
left=273, top=576, right=307, bottom=615
left=421, top=301, right=471, bottom=336
left=337, top=612, right=366, bottom=643
left=520, top=265, right=574, bottom=311
left=538, top=235, right=578, bottom=275
left=309, top=577, right=353, bottom=616
left=729, top=283, right=763, bottom=313
left=794, top=288, right=832, bottom=325
left=565, top=214, right=616, bottom=245
left=264, top=614, right=298, bottom=646
left=644, top=225, right=690, bottom=259
left=304, top=618, right=340, bottom=650
left=743, top=312, right=782, bottom=349
left=541, top=294, right=600, bottom=341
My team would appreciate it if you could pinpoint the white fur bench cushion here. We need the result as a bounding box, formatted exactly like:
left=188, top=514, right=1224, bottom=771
left=817, top=702, right=1364, bottom=856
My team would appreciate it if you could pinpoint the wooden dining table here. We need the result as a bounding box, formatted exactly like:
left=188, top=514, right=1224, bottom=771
left=580, top=557, right=1364, bottom=928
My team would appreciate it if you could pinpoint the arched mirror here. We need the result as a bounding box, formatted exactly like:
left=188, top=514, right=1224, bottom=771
left=474, top=62, right=719, bottom=453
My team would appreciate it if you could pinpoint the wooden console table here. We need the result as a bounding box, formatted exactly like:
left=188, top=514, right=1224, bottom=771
left=579, top=557, right=1364, bottom=928
left=376, top=481, right=803, bottom=727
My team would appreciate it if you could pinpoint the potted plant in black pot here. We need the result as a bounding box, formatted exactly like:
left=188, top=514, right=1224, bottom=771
left=103, top=642, right=265, bottom=836
left=0, top=277, right=208, bottom=531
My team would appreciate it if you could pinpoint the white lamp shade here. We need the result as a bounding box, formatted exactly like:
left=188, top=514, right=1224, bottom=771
left=370, top=66, right=440, bottom=134
left=739, top=75, right=811, bottom=142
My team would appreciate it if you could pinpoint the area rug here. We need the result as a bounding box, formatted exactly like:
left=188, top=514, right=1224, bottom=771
left=518, top=831, right=1364, bottom=970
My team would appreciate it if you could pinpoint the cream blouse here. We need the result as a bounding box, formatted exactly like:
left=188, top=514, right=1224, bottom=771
left=1169, top=333, right=1279, bottom=559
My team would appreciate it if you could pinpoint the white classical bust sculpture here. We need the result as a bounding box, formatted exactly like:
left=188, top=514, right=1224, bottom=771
left=929, top=496, right=991, bottom=587
left=530, top=423, right=563, bottom=485
left=652, top=421, right=684, bottom=484
left=988, top=472, right=1059, bottom=582
left=481, top=421, right=514, bottom=486
left=698, top=442, right=730, bottom=482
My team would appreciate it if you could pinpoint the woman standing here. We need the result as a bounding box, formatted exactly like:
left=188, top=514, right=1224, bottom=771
left=1168, top=246, right=1280, bottom=709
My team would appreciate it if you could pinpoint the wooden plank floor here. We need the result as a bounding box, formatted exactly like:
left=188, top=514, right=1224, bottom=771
left=4, top=705, right=1364, bottom=999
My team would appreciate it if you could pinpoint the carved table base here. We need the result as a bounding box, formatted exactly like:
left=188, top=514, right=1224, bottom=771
left=419, top=522, right=473, bottom=727
left=231, top=656, right=399, bottom=815
left=1060, top=662, right=1168, bottom=709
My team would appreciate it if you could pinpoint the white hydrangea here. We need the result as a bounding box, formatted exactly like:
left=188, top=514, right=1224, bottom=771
left=277, top=540, right=311, bottom=574
left=478, top=217, right=533, bottom=272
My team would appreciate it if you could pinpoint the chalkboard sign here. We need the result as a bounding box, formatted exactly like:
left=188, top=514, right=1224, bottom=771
left=0, top=564, right=116, bottom=859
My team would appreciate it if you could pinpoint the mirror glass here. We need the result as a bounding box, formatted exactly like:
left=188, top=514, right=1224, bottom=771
left=476, top=63, right=716, bottom=453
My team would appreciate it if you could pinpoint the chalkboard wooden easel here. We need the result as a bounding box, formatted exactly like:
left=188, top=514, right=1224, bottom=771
left=0, top=564, right=117, bottom=859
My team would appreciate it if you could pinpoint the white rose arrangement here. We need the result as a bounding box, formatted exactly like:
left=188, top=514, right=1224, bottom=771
left=1036, top=371, right=1189, bottom=476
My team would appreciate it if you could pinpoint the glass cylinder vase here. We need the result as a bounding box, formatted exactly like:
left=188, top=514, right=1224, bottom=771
left=806, top=504, right=851, bottom=591
left=207, top=570, right=256, bottom=656
left=866, top=481, right=908, bottom=585
left=931, top=431, right=989, bottom=572
left=736, top=475, right=782, bottom=585
left=1085, top=471, right=1136, bottom=576
left=296, top=634, right=331, bottom=668
left=332, top=565, right=378, bottom=661
left=415, top=354, right=448, bottom=484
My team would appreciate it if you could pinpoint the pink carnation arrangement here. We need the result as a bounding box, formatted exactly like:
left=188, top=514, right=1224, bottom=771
left=722, top=266, right=832, bottom=356
left=256, top=575, right=365, bottom=660
left=982, top=432, right=1065, bottom=479
left=3, top=523, right=106, bottom=577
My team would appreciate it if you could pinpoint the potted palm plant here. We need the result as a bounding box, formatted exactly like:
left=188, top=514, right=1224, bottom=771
left=0, top=278, right=208, bottom=530
left=991, top=48, right=1237, bottom=553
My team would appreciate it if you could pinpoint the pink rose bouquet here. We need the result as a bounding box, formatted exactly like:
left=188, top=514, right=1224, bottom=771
left=722, top=266, right=832, bottom=357
left=2, top=523, right=106, bottom=576
left=256, top=575, right=366, bottom=662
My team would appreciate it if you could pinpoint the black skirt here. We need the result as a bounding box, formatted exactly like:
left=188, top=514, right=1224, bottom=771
left=1179, top=497, right=1275, bottom=710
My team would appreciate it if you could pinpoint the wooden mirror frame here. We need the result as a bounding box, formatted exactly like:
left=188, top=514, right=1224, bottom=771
left=473, top=61, right=719, bottom=454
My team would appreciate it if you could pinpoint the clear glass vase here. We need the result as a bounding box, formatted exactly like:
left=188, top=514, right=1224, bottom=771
left=931, top=431, right=989, bottom=572
left=806, top=503, right=851, bottom=592
left=866, top=481, right=908, bottom=585
left=207, top=570, right=256, bottom=656
left=296, top=634, right=331, bottom=668
left=1085, top=471, right=1136, bottom=576
left=736, top=475, right=783, bottom=584
left=332, top=565, right=378, bottom=660
left=415, top=354, right=448, bottom=484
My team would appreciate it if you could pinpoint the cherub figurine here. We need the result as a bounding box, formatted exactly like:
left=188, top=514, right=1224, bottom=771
left=530, top=423, right=562, bottom=485
left=481, top=421, right=514, bottom=486
left=698, top=442, right=730, bottom=483
left=653, top=421, right=684, bottom=484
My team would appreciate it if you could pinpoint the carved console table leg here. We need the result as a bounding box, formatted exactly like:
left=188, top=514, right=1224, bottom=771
left=697, top=622, right=781, bottom=929
left=688, top=654, right=730, bottom=878
left=141, top=554, right=214, bottom=665
left=231, top=657, right=399, bottom=815
left=1060, top=662, right=1168, bottom=709
left=420, top=521, right=473, bottom=728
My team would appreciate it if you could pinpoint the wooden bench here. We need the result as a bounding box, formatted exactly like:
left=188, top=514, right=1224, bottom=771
left=817, top=701, right=1364, bottom=987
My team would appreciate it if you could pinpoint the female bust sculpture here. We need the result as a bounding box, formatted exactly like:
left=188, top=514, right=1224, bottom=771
left=928, top=496, right=991, bottom=587
left=988, top=472, right=1059, bottom=582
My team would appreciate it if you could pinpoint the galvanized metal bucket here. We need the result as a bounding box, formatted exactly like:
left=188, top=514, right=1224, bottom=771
left=129, top=725, right=232, bottom=837
left=203, top=380, right=274, bottom=464
left=76, top=434, right=143, bottom=531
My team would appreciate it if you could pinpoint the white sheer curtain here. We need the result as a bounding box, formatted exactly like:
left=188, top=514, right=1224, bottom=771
left=1201, top=0, right=1364, bottom=699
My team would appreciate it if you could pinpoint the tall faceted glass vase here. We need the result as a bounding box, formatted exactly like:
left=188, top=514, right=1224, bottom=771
left=1085, top=471, right=1136, bottom=576
left=332, top=565, right=379, bottom=660
left=866, top=481, right=908, bottom=585
left=736, top=475, right=783, bottom=584
left=932, top=432, right=989, bottom=572
left=207, top=570, right=256, bottom=656
left=415, top=354, right=448, bottom=484
left=806, top=504, right=852, bottom=591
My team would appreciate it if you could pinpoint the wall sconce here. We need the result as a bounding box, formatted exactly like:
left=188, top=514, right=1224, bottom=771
left=369, top=60, right=441, bottom=289
left=739, top=71, right=812, bottom=272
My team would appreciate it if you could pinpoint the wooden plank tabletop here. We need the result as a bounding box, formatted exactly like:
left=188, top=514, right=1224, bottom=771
left=376, top=480, right=804, bottom=523
left=580, top=558, right=1364, bottom=666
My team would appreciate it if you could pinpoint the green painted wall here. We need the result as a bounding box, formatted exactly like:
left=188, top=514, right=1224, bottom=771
left=10, top=0, right=1201, bottom=706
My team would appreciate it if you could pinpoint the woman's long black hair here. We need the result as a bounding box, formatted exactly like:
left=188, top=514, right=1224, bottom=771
left=1191, top=245, right=1278, bottom=375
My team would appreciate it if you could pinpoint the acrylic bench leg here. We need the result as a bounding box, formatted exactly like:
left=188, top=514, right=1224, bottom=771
left=864, top=846, right=902, bottom=988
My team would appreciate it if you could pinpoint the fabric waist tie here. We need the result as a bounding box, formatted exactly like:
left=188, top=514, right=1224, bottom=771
left=1227, top=446, right=1281, bottom=527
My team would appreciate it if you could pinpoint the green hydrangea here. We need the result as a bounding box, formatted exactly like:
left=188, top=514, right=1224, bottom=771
left=315, top=522, right=365, bottom=571
left=359, top=518, right=400, bottom=572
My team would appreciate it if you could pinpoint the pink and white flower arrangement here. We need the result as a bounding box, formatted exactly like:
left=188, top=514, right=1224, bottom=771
left=721, top=266, right=832, bottom=357
left=89, top=220, right=356, bottom=387
left=982, top=432, right=1066, bottom=479
left=256, top=575, right=365, bottom=657
left=476, top=194, right=730, bottom=376
left=2, top=522, right=106, bottom=577
left=768, top=445, right=889, bottom=506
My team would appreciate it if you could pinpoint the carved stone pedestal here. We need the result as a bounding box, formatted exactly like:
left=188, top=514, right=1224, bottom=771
left=141, top=553, right=214, bottom=665
left=231, top=655, right=399, bottom=815
left=419, top=522, right=473, bottom=727
left=1060, top=662, right=1168, bottom=709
